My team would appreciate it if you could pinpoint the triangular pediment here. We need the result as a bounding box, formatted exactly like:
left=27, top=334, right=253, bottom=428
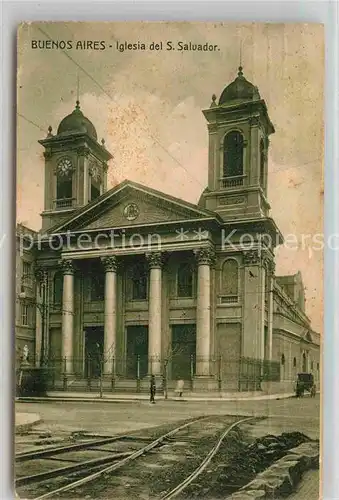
left=49, top=180, right=217, bottom=234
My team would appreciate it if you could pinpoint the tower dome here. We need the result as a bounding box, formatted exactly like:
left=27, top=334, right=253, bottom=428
left=218, top=67, right=260, bottom=105
left=57, top=101, right=97, bottom=140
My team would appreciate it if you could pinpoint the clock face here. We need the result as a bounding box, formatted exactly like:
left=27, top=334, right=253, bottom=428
left=57, top=157, right=73, bottom=176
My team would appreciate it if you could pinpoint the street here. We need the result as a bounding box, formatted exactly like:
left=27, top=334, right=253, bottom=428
left=15, top=395, right=320, bottom=439
left=15, top=396, right=320, bottom=499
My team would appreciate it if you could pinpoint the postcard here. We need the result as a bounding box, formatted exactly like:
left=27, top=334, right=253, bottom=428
left=15, top=21, right=323, bottom=500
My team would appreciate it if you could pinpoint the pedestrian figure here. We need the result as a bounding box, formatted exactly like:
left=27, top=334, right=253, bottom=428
left=175, top=379, right=184, bottom=398
left=150, top=375, right=156, bottom=404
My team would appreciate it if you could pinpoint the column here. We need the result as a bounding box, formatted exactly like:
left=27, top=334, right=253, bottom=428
left=61, top=260, right=74, bottom=374
left=267, top=260, right=275, bottom=361
left=101, top=256, right=118, bottom=375
left=195, top=248, right=214, bottom=376
left=243, top=249, right=268, bottom=361
left=35, top=267, right=48, bottom=366
left=146, top=252, right=163, bottom=376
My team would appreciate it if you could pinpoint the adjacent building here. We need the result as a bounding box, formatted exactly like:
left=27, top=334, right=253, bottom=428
left=15, top=224, right=37, bottom=368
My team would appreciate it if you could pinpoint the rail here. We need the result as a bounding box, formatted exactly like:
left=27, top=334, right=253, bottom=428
left=17, top=415, right=258, bottom=500
left=160, top=416, right=255, bottom=499
left=27, top=416, right=210, bottom=500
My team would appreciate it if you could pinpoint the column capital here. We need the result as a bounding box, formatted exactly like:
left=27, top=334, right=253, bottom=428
left=243, top=249, right=262, bottom=266
left=60, top=259, right=74, bottom=275
left=76, top=146, right=90, bottom=157
left=146, top=252, right=163, bottom=269
left=101, top=255, right=118, bottom=273
left=249, top=115, right=260, bottom=127
left=263, top=255, right=276, bottom=276
left=194, top=247, right=216, bottom=267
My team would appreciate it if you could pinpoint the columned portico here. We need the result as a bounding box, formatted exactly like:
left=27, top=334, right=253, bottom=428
left=146, top=252, right=163, bottom=375
left=61, top=259, right=74, bottom=374
left=195, top=248, right=215, bottom=376
left=101, top=256, right=118, bottom=375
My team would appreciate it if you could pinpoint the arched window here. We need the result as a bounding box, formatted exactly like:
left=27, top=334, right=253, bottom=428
left=223, top=131, right=244, bottom=178
left=220, top=259, right=239, bottom=303
left=260, top=139, right=265, bottom=187
left=131, top=262, right=148, bottom=300
left=53, top=271, right=63, bottom=304
left=281, top=354, right=285, bottom=365
left=293, top=357, right=297, bottom=367
left=177, top=263, right=194, bottom=297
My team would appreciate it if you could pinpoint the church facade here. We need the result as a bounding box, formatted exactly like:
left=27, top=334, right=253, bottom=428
left=17, top=67, right=320, bottom=393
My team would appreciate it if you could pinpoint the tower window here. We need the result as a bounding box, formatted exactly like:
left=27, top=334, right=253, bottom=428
left=177, top=263, right=194, bottom=297
left=56, top=177, right=73, bottom=207
left=223, top=131, right=244, bottom=178
left=260, top=139, right=265, bottom=187
left=281, top=354, right=285, bottom=365
left=220, top=259, right=239, bottom=303
left=293, top=357, right=297, bottom=367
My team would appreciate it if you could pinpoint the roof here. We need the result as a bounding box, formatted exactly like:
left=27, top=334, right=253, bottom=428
left=47, top=179, right=222, bottom=234
left=56, top=101, right=97, bottom=140
left=218, top=67, right=261, bottom=105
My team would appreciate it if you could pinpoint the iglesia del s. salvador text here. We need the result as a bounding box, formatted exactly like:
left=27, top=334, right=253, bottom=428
left=16, top=67, right=320, bottom=395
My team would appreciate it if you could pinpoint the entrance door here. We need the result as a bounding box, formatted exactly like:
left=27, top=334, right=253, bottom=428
left=171, top=324, right=196, bottom=380
left=126, top=326, right=148, bottom=378
left=84, top=327, right=104, bottom=378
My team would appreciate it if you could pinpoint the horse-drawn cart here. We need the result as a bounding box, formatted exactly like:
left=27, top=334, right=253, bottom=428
left=295, top=373, right=316, bottom=397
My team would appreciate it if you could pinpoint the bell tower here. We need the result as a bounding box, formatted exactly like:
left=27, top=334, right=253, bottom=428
left=39, top=100, right=113, bottom=232
left=199, top=67, right=275, bottom=221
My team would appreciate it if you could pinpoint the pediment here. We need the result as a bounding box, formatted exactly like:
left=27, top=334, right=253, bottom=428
left=82, top=194, right=203, bottom=230
left=50, top=180, right=216, bottom=234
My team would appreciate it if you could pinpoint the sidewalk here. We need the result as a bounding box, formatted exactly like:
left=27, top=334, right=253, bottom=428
left=16, top=391, right=295, bottom=403
left=15, top=413, right=41, bottom=432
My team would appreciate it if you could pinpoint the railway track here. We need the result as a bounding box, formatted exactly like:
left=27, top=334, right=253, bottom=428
left=15, top=415, right=257, bottom=500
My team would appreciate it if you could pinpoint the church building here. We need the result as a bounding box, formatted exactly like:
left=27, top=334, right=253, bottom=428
left=17, top=67, right=320, bottom=393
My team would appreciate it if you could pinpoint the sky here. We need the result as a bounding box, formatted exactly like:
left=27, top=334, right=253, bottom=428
left=17, top=22, right=324, bottom=332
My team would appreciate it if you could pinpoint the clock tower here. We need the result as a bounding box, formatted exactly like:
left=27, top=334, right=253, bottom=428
left=39, top=100, right=113, bottom=232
